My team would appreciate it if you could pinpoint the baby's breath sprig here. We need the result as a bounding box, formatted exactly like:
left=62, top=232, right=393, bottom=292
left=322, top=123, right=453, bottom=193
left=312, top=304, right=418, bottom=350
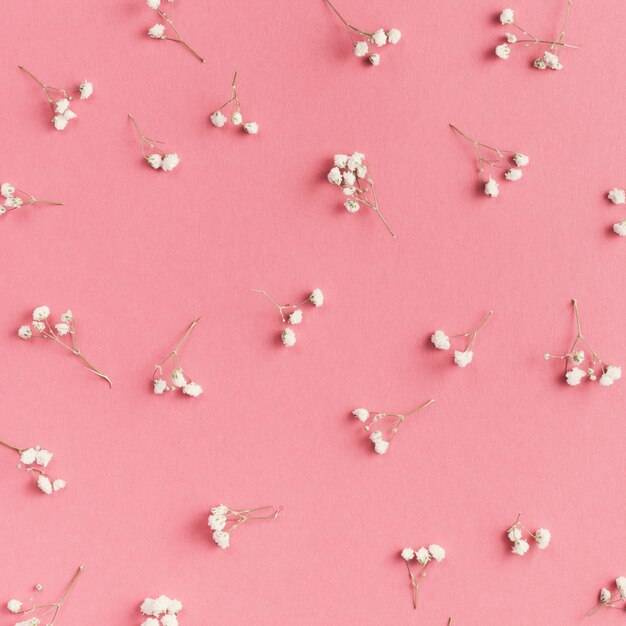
left=140, top=595, right=183, bottom=624
left=352, top=400, right=435, bottom=454
left=431, top=309, right=493, bottom=367
left=129, top=115, right=180, bottom=172
left=607, top=188, right=626, bottom=236
left=209, top=71, right=259, bottom=134
left=1, top=182, right=63, bottom=217
left=152, top=318, right=203, bottom=397
left=0, top=439, right=66, bottom=495
left=495, top=3, right=579, bottom=70
left=587, top=578, right=626, bottom=618
left=208, top=504, right=283, bottom=549
left=450, top=124, right=528, bottom=198
left=400, top=544, right=446, bottom=610
left=19, top=65, right=93, bottom=131
left=506, top=513, right=551, bottom=556
left=18, top=307, right=111, bottom=387
left=324, top=0, right=401, bottom=66
left=6, top=565, right=84, bottom=625
left=544, top=299, right=622, bottom=387
left=146, top=0, right=205, bottom=63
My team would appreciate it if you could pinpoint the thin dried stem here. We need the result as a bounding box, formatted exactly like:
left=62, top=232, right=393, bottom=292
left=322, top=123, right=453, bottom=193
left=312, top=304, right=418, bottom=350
left=153, top=317, right=201, bottom=378
left=129, top=114, right=166, bottom=158
left=251, top=289, right=309, bottom=324
left=157, top=8, right=205, bottom=62
left=0, top=439, right=24, bottom=453
left=18, top=65, right=71, bottom=108
left=324, top=0, right=372, bottom=38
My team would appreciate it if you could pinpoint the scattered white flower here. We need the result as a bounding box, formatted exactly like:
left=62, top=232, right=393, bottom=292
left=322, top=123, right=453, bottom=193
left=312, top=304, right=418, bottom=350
left=566, top=367, right=586, bottom=386
left=401, top=548, right=415, bottom=561
left=61, top=310, right=73, bottom=323
left=454, top=350, right=473, bottom=368
left=79, top=80, right=93, bottom=99
left=33, top=306, right=50, bottom=321
left=7, top=599, right=22, bottom=613
left=148, top=23, right=166, bottom=38
left=617, top=577, right=626, bottom=598
left=543, top=50, right=562, bottom=70
left=535, top=528, right=551, bottom=549
left=387, top=28, right=401, bottom=44
left=327, top=167, right=343, bottom=185
left=147, top=0, right=161, bottom=9
left=161, top=153, right=180, bottom=171
left=1, top=182, right=15, bottom=197
left=600, top=587, right=612, bottom=604
left=35, top=449, right=53, bottom=467
left=288, top=309, right=303, bottom=324
left=416, top=547, right=431, bottom=565
left=608, top=188, right=626, bottom=205
left=18, top=325, right=32, bottom=340
left=573, top=350, right=585, bottom=363
left=506, top=32, right=517, bottom=43
left=310, top=288, right=324, bottom=307
left=231, top=111, right=242, bottom=125
left=428, top=544, right=446, bottom=562
left=210, top=111, right=228, bottom=128
left=352, top=408, right=369, bottom=422
left=153, top=378, right=167, bottom=394
left=334, top=154, right=349, bottom=168
left=599, top=373, right=614, bottom=387
left=55, top=99, right=70, bottom=114
left=182, top=381, right=203, bottom=397
left=431, top=330, right=450, bottom=350
left=146, top=154, right=163, bottom=169
left=533, top=58, right=547, bottom=69
left=55, top=323, right=70, bottom=336
left=243, top=122, right=259, bottom=134
left=213, top=530, right=230, bottom=549
left=354, top=41, right=369, bottom=57
left=33, top=321, right=45, bottom=332
left=507, top=526, right=522, bottom=541
left=495, top=44, right=510, bottom=59
left=500, top=8, right=514, bottom=24
left=484, top=177, right=500, bottom=198
left=171, top=369, right=186, bottom=387
left=344, top=200, right=360, bottom=213
left=607, top=365, right=622, bottom=380
left=20, top=448, right=37, bottom=465
left=208, top=513, right=227, bottom=531
left=513, top=153, right=529, bottom=167
left=282, top=328, right=296, bottom=347
left=511, top=539, right=530, bottom=555
left=505, top=168, right=522, bottom=181
left=372, top=28, right=387, bottom=46
left=369, top=54, right=380, bottom=65
left=37, top=475, right=53, bottom=495
left=613, top=220, right=626, bottom=236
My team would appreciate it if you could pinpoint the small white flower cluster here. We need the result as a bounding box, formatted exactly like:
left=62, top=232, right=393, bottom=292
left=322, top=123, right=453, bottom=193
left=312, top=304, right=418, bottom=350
left=210, top=72, right=259, bottom=135
left=208, top=504, right=282, bottom=549
left=327, top=153, right=395, bottom=237
left=430, top=310, right=493, bottom=368
left=588, top=577, right=626, bottom=617
left=129, top=115, right=180, bottom=172
left=544, top=300, right=621, bottom=389
left=607, top=188, right=626, bottom=236
left=1, top=182, right=63, bottom=216
left=253, top=289, right=324, bottom=347
left=140, top=595, right=183, bottom=626
left=15, top=445, right=66, bottom=495
left=352, top=27, right=402, bottom=66
left=506, top=515, right=551, bottom=555
left=400, top=544, right=445, bottom=610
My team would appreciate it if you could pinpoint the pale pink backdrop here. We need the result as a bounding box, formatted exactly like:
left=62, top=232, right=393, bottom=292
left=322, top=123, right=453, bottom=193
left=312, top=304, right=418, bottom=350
left=1, top=0, right=625, bottom=624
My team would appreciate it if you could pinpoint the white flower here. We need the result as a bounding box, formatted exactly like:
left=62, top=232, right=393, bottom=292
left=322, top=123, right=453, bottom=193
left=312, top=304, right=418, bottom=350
left=454, top=350, right=473, bottom=367
left=513, top=153, right=529, bottom=167
left=310, top=288, right=324, bottom=307
left=161, top=153, right=180, bottom=171
left=288, top=309, right=303, bottom=324
left=566, top=367, right=586, bottom=386
left=356, top=165, right=367, bottom=179
left=35, top=449, right=53, bottom=467
left=140, top=598, right=158, bottom=615
left=599, top=373, right=614, bottom=387
left=79, top=80, right=93, bottom=99
left=416, top=547, right=430, bottom=565
left=153, top=596, right=173, bottom=614
left=37, top=475, right=53, bottom=495
left=343, top=171, right=356, bottom=186
left=33, top=306, right=50, bottom=321
left=334, top=154, right=349, bottom=168
left=534, top=528, right=551, bottom=549
left=572, top=350, right=584, bottom=363
left=495, top=44, right=510, bottom=59
left=500, top=8, right=514, bottom=24
left=282, top=328, right=296, bottom=347
left=342, top=186, right=356, bottom=196
left=145, top=154, right=163, bottom=170
left=243, top=122, right=259, bottom=134
left=608, top=188, right=626, bottom=205
left=147, top=0, right=161, bottom=8
left=354, top=41, right=369, bottom=57
left=148, top=23, right=166, bottom=38
left=327, top=167, right=343, bottom=185
left=506, top=32, right=517, bottom=43
left=168, top=600, right=183, bottom=614
left=505, top=168, right=522, bottom=181
left=533, top=58, right=547, bottom=70
left=607, top=365, right=622, bottom=381
left=182, top=382, right=203, bottom=397
left=55, top=98, right=70, bottom=114
left=352, top=408, right=369, bottom=422
left=387, top=28, right=401, bottom=44
left=63, top=109, right=77, bottom=121
left=53, top=479, right=66, bottom=491
left=369, top=430, right=383, bottom=442
left=507, top=526, right=522, bottom=541
left=208, top=513, right=227, bottom=531
left=7, top=599, right=22, bottom=613
left=142, top=619, right=160, bottom=626
left=511, top=539, right=530, bottom=555
left=212, top=504, right=229, bottom=515
left=372, top=28, right=387, bottom=46
left=55, top=322, right=70, bottom=336
left=600, top=587, right=612, bottom=603
left=401, top=548, right=415, bottom=561
left=1, top=182, right=14, bottom=197
left=344, top=200, right=360, bottom=213
left=53, top=114, right=68, bottom=130
left=373, top=439, right=389, bottom=454
left=428, top=544, right=445, bottom=562
left=161, top=616, right=178, bottom=626
left=431, top=330, right=450, bottom=350
left=18, top=325, right=32, bottom=339
left=369, top=54, right=380, bottom=66
left=153, top=378, right=167, bottom=394
left=348, top=152, right=365, bottom=169
left=484, top=177, right=499, bottom=197
left=210, top=110, right=227, bottom=128
left=171, top=369, right=186, bottom=387
left=5, top=196, right=23, bottom=209
left=61, top=310, right=73, bottom=323
left=20, top=448, right=37, bottom=465
left=543, top=51, right=560, bottom=69
left=231, top=111, right=242, bottom=125
left=33, top=321, right=45, bottom=332
left=213, top=530, right=230, bottom=548
left=613, top=220, right=626, bottom=236
left=617, top=576, right=626, bottom=599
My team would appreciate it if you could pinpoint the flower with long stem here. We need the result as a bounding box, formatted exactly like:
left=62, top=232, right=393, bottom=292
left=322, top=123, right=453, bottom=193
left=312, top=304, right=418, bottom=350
left=506, top=513, right=551, bottom=555
left=327, top=152, right=395, bottom=237
left=495, top=2, right=579, bottom=69
left=146, top=0, right=205, bottom=62
left=450, top=124, right=528, bottom=198
left=1, top=182, right=63, bottom=217
left=18, top=307, right=111, bottom=387
left=352, top=399, right=435, bottom=454
left=19, top=65, right=93, bottom=131
left=208, top=504, right=283, bottom=549
left=6, top=565, right=84, bottom=625
left=129, top=114, right=180, bottom=172
left=324, top=0, right=401, bottom=65
left=586, top=577, right=626, bottom=618
left=400, top=544, right=446, bottom=610
left=544, top=299, right=621, bottom=387
left=209, top=71, right=259, bottom=134
left=152, top=317, right=203, bottom=397
left=252, top=288, right=324, bottom=347
left=0, top=439, right=66, bottom=495
left=431, top=309, right=493, bottom=367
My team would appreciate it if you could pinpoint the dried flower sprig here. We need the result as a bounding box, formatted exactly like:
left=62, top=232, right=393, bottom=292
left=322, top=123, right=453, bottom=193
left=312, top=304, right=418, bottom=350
left=327, top=153, right=395, bottom=238
left=210, top=71, right=259, bottom=134
left=495, top=3, right=579, bottom=70
left=431, top=309, right=493, bottom=368
left=0, top=439, right=66, bottom=495
left=152, top=318, right=203, bottom=397
left=324, top=0, right=401, bottom=66
left=252, top=288, right=324, bottom=347
left=140, top=595, right=183, bottom=626
left=1, top=182, right=63, bottom=217
left=208, top=504, right=283, bottom=549
left=6, top=565, right=83, bottom=626
left=129, top=115, right=180, bottom=172
left=352, top=399, right=435, bottom=454
left=506, top=513, right=551, bottom=556
left=400, top=544, right=446, bottom=610
left=544, top=299, right=622, bottom=387
left=607, top=188, right=626, bottom=236
left=450, top=124, right=528, bottom=198
left=18, top=307, right=111, bottom=387
left=19, top=65, right=93, bottom=131
left=586, top=577, right=626, bottom=618
left=146, top=0, right=205, bottom=63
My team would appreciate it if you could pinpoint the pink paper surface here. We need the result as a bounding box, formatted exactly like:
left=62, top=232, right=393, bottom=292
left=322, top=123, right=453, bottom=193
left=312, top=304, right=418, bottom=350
left=1, top=0, right=625, bottom=624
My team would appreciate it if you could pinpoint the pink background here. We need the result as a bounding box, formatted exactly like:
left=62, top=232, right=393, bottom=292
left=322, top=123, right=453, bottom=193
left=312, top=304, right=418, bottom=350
left=1, top=0, right=625, bottom=624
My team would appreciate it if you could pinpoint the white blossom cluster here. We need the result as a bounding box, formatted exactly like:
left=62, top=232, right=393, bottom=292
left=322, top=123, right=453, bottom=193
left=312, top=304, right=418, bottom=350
left=210, top=73, right=259, bottom=135
left=16, top=445, right=66, bottom=495
left=208, top=504, right=282, bottom=549
left=483, top=151, right=528, bottom=198
left=588, top=577, right=626, bottom=616
left=129, top=115, right=180, bottom=172
left=18, top=306, right=73, bottom=341
left=607, top=188, right=626, bottom=236
left=0, top=182, right=62, bottom=216
left=506, top=517, right=551, bottom=555
left=352, top=27, right=402, bottom=66
left=400, top=544, right=445, bottom=610
left=140, top=595, right=183, bottom=626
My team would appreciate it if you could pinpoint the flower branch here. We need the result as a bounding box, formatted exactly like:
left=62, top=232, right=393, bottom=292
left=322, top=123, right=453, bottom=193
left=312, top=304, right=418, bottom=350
left=129, top=114, right=180, bottom=171
left=400, top=544, right=446, bottom=610
left=140, top=595, right=183, bottom=625
left=431, top=309, right=493, bottom=367
left=208, top=504, right=283, bottom=549
left=1, top=182, right=63, bottom=217
left=506, top=513, right=551, bottom=555
left=210, top=71, right=259, bottom=134
left=586, top=577, right=626, bottom=618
